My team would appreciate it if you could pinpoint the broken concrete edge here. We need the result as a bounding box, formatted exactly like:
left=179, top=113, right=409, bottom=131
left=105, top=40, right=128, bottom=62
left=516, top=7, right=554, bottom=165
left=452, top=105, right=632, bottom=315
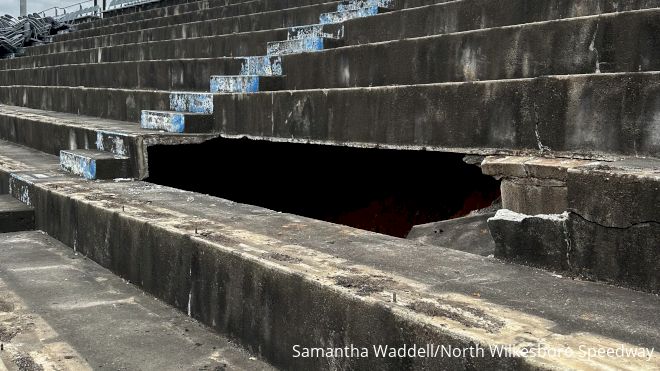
left=481, top=155, right=660, bottom=227
left=488, top=209, right=659, bottom=293
left=3, top=168, right=658, bottom=369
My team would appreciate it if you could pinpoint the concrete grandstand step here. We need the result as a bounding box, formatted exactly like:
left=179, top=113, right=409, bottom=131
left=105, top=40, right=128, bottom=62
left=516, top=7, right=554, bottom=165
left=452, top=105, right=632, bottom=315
left=337, top=0, right=395, bottom=11
left=0, top=105, right=216, bottom=180
left=5, top=8, right=660, bottom=91
left=320, top=5, right=390, bottom=23
left=66, top=0, right=339, bottom=42
left=272, top=8, right=660, bottom=89
left=1, top=139, right=658, bottom=370
left=0, top=230, right=274, bottom=370
left=209, top=75, right=284, bottom=93
left=141, top=110, right=214, bottom=133
left=76, top=0, right=333, bottom=32
left=0, top=194, right=34, bottom=233
left=267, top=36, right=344, bottom=55
left=169, top=92, right=215, bottom=113
left=11, top=0, right=660, bottom=68
left=54, top=1, right=341, bottom=43
left=60, top=149, right=131, bottom=180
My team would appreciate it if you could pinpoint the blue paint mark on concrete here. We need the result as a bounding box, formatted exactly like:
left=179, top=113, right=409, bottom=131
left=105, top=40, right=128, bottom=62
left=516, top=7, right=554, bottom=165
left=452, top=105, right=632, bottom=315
left=320, top=6, right=380, bottom=24
left=267, top=37, right=325, bottom=56
left=288, top=24, right=344, bottom=40
left=209, top=75, right=261, bottom=93
left=239, top=56, right=283, bottom=76
left=60, top=151, right=97, bottom=180
left=170, top=113, right=186, bottom=133
left=169, top=92, right=214, bottom=114
left=141, top=110, right=186, bottom=133
left=337, top=0, right=393, bottom=12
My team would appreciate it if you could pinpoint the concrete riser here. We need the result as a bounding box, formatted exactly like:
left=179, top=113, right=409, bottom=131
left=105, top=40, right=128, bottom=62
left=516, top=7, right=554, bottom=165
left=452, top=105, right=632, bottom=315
left=8, top=0, right=660, bottom=70
left=6, top=174, right=525, bottom=370
left=488, top=211, right=659, bottom=293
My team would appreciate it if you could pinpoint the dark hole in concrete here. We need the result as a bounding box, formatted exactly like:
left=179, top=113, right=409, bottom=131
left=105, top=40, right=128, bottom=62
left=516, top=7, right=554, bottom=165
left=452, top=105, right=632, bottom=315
left=146, top=138, right=500, bottom=237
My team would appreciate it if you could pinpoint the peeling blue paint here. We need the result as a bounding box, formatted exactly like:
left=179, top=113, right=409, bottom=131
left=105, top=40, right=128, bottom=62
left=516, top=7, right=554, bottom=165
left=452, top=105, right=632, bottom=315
left=320, top=6, right=380, bottom=24
left=337, top=0, right=393, bottom=12
left=60, top=151, right=97, bottom=180
left=169, top=92, right=214, bottom=114
left=141, top=110, right=187, bottom=133
left=288, top=24, right=344, bottom=40
left=209, top=75, right=261, bottom=93
left=239, top=56, right=283, bottom=76
left=267, top=37, right=325, bottom=56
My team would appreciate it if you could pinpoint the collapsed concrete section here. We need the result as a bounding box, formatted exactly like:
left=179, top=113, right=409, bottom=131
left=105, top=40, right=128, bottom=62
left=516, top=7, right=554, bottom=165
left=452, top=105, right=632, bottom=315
left=0, top=139, right=658, bottom=370
left=484, top=156, right=660, bottom=293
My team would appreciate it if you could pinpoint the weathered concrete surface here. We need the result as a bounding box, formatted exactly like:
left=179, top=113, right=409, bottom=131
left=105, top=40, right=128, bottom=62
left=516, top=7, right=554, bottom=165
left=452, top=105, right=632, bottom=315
left=485, top=156, right=659, bottom=291
left=0, top=195, right=34, bottom=233
left=141, top=110, right=214, bottom=133
left=0, top=139, right=658, bottom=370
left=14, top=0, right=660, bottom=69
left=209, top=75, right=284, bottom=93
left=488, top=210, right=571, bottom=271
left=55, top=1, right=340, bottom=43
left=80, top=0, right=335, bottom=32
left=482, top=156, right=595, bottom=215
left=62, top=0, right=337, bottom=42
left=567, top=158, right=660, bottom=228
left=0, top=105, right=218, bottom=179
left=6, top=9, right=660, bottom=91
left=406, top=212, right=496, bottom=256
left=0, top=230, right=274, bottom=370
left=213, top=72, right=660, bottom=159
left=59, top=149, right=131, bottom=180
left=489, top=208, right=660, bottom=293
left=281, top=9, right=660, bottom=89
left=12, top=30, right=287, bottom=68
left=0, top=86, right=169, bottom=123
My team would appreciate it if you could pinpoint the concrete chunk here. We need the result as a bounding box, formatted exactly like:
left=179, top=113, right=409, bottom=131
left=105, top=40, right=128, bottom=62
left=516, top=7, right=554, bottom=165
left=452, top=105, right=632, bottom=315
left=407, top=213, right=496, bottom=256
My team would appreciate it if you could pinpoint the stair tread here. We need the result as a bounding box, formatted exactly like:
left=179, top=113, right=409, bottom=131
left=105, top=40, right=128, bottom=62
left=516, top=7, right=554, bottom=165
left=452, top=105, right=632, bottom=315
left=60, top=149, right=129, bottom=160
left=0, top=194, right=34, bottom=212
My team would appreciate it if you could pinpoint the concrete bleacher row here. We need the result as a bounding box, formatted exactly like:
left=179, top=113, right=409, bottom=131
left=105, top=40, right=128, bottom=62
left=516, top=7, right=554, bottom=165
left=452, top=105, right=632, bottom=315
left=0, top=0, right=658, bottom=368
